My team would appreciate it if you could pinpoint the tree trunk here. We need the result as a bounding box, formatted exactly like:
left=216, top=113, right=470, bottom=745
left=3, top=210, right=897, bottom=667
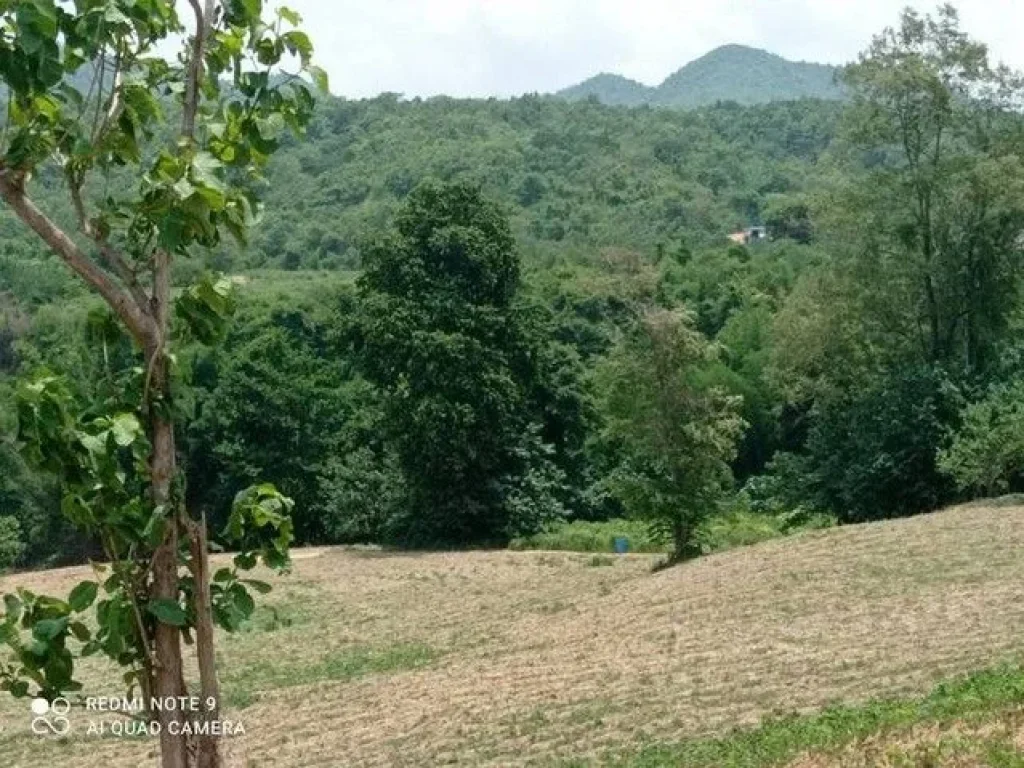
left=189, top=514, right=223, bottom=768
left=148, top=242, right=211, bottom=768
left=149, top=355, right=189, bottom=768
left=671, top=519, right=690, bottom=564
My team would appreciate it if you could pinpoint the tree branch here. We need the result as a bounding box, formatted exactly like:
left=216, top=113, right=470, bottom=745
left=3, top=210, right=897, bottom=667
left=182, top=0, right=216, bottom=140
left=94, top=48, right=126, bottom=145
left=66, top=173, right=152, bottom=313
left=0, top=169, right=156, bottom=345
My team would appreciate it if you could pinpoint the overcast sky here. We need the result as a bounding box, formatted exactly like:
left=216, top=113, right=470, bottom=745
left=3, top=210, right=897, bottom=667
left=275, top=1, right=1024, bottom=99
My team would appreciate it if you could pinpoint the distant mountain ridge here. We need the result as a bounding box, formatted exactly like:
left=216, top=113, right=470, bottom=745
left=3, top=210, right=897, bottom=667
left=557, top=44, right=844, bottom=108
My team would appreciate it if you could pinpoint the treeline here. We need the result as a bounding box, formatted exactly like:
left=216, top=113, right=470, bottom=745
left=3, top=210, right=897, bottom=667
left=3, top=6, right=1024, bottom=567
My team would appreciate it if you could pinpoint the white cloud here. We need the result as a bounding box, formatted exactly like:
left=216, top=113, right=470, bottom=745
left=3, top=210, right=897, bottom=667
left=278, top=0, right=1024, bottom=98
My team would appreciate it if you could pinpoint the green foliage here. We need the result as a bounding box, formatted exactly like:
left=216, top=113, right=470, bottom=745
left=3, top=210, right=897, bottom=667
left=0, top=516, right=24, bottom=570
left=1, top=369, right=296, bottom=699
left=801, top=365, right=960, bottom=523
left=838, top=4, right=1024, bottom=376
left=0, top=0, right=324, bottom=256
left=611, top=663, right=1024, bottom=767
left=240, top=95, right=840, bottom=271
left=186, top=301, right=366, bottom=542
left=0, top=2, right=1021, bottom=588
left=0, top=0, right=324, bottom=726
left=222, top=483, right=295, bottom=572
left=16, top=375, right=150, bottom=542
left=597, top=309, right=744, bottom=561
left=742, top=7, right=1024, bottom=524
left=0, top=436, right=70, bottom=567
left=317, top=447, right=407, bottom=544
left=509, top=507, right=835, bottom=556
left=175, top=274, right=237, bottom=345
left=509, top=519, right=666, bottom=554
left=357, top=182, right=573, bottom=544
left=0, top=587, right=82, bottom=699
left=695, top=505, right=835, bottom=554
left=557, top=74, right=651, bottom=107
left=938, top=382, right=1024, bottom=497
left=558, top=45, right=844, bottom=108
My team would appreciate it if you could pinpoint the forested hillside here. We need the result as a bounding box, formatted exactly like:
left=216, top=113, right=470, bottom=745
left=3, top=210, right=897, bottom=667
left=1, top=6, right=1023, bottom=574
left=244, top=95, right=841, bottom=270
left=0, top=94, right=841, bottom=279
left=557, top=45, right=844, bottom=108
left=556, top=72, right=650, bottom=106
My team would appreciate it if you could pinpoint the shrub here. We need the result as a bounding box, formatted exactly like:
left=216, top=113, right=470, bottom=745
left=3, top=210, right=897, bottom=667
left=938, top=381, right=1024, bottom=498
left=509, top=519, right=667, bottom=553
left=318, top=448, right=407, bottom=543
left=740, top=451, right=814, bottom=514
left=696, top=505, right=835, bottom=553
left=696, top=508, right=786, bottom=551
left=0, top=515, right=24, bottom=570
left=803, top=365, right=959, bottom=522
left=509, top=507, right=835, bottom=556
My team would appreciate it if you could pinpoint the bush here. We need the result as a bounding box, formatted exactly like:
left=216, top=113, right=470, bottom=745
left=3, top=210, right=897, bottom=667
left=509, top=507, right=836, bottom=556
left=803, top=365, right=959, bottom=522
left=696, top=505, right=835, bottom=553
left=696, top=508, right=785, bottom=551
left=740, top=451, right=814, bottom=514
left=509, top=519, right=667, bottom=553
left=0, top=515, right=24, bottom=570
left=938, top=382, right=1024, bottom=498
left=318, top=448, right=407, bottom=544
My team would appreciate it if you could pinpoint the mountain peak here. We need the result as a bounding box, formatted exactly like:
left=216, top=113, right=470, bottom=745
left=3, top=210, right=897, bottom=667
left=556, top=72, right=651, bottom=107
left=556, top=45, right=844, bottom=109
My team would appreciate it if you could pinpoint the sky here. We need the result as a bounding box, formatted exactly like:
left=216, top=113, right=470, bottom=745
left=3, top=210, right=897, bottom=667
left=275, top=0, right=1024, bottom=99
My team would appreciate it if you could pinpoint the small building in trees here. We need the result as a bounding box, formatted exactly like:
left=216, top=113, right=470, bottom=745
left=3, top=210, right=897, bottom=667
left=727, top=226, right=768, bottom=245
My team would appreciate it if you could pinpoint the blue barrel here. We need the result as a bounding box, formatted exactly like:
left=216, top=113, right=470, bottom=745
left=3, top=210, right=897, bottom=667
left=613, top=536, right=629, bottom=554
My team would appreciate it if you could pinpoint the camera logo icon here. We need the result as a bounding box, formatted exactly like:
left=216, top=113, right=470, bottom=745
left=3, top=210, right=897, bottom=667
left=31, top=697, right=71, bottom=736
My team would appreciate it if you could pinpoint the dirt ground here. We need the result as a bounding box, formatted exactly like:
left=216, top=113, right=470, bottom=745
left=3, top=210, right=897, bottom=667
left=1, top=503, right=1023, bottom=767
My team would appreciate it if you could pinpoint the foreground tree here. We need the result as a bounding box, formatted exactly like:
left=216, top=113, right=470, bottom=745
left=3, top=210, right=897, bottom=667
left=0, top=2, right=324, bottom=766
left=597, top=309, right=744, bottom=562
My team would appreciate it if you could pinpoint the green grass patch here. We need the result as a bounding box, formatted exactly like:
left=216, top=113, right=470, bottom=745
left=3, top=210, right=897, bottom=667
left=510, top=519, right=666, bottom=554
left=223, top=642, right=438, bottom=709
left=510, top=510, right=836, bottom=557
left=237, top=601, right=309, bottom=633
left=598, top=662, right=1024, bottom=767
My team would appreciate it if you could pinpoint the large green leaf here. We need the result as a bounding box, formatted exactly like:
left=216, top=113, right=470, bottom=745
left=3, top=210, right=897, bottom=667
left=67, top=581, right=98, bottom=613
left=147, top=599, right=187, bottom=627
left=32, top=616, right=68, bottom=641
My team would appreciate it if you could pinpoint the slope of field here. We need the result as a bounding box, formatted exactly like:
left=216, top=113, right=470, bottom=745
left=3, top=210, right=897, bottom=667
left=2, top=503, right=1024, bottom=767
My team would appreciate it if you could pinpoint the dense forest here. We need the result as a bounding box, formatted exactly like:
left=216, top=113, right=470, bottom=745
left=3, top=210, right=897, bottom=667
left=1, top=5, right=1023, bottom=569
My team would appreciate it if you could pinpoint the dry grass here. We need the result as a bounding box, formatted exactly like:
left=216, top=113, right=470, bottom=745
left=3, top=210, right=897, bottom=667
left=2, top=503, right=1024, bottom=767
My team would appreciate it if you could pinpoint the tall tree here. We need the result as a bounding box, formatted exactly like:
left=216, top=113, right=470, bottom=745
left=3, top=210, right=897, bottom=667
left=597, top=308, right=744, bottom=562
left=358, top=182, right=567, bottom=544
left=840, top=4, right=1024, bottom=375
left=0, top=2, right=324, bottom=767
